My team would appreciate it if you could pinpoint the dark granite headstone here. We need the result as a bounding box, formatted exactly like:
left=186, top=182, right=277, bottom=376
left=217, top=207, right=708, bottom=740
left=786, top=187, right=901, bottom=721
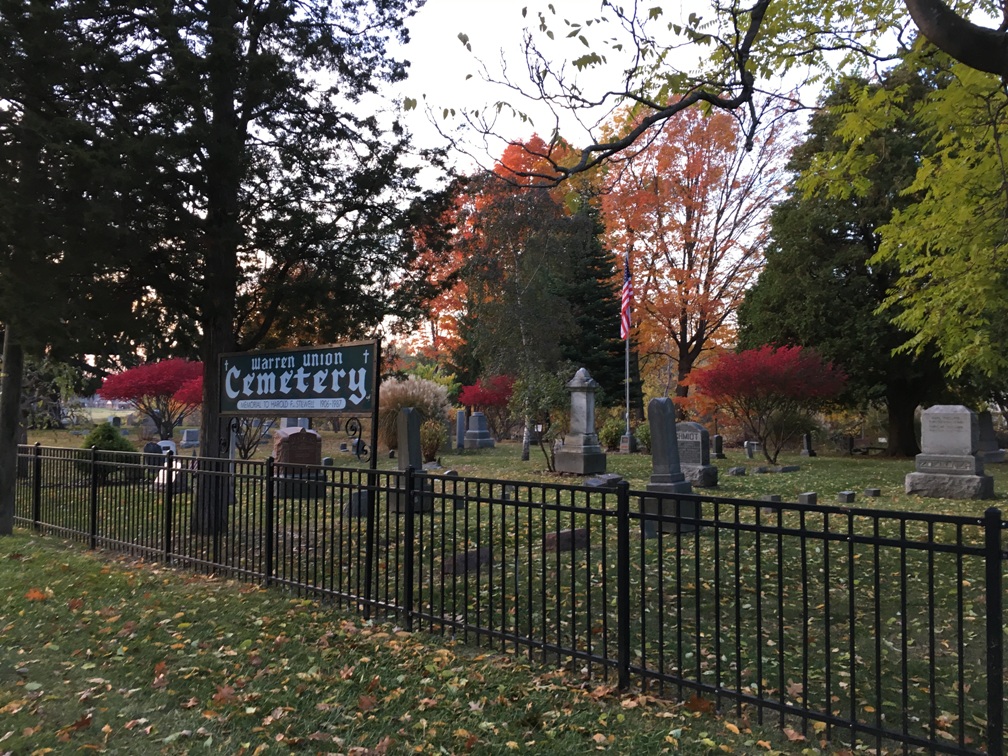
left=642, top=397, right=695, bottom=536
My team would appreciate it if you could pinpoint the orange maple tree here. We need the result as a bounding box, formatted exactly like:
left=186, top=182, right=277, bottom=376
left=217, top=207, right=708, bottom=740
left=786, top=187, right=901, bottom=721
left=601, top=104, right=792, bottom=405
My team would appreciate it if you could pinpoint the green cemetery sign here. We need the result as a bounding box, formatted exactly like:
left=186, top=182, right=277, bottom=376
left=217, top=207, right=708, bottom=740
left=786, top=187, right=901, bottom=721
left=219, top=340, right=378, bottom=416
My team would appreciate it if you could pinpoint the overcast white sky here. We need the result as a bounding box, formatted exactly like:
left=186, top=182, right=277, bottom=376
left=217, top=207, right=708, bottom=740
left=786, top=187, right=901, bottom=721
left=393, top=0, right=639, bottom=170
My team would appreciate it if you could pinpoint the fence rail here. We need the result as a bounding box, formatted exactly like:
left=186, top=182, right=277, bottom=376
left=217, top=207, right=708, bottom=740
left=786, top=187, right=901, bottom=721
left=13, top=443, right=1007, bottom=755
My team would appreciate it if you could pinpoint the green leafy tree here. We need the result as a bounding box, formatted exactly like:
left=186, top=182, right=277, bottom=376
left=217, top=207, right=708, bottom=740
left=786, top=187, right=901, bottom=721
left=553, top=201, right=628, bottom=409
left=0, top=2, right=154, bottom=534
left=737, top=67, right=949, bottom=456
left=793, top=44, right=1008, bottom=380
left=3, top=1, right=439, bottom=534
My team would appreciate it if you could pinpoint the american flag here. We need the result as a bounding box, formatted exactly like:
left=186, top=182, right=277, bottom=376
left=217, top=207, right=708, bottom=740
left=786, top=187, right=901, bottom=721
left=620, top=253, right=633, bottom=339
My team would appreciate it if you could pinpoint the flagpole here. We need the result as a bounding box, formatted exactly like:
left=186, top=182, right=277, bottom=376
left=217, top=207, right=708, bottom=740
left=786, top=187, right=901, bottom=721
left=620, top=251, right=633, bottom=444
left=625, top=327, right=630, bottom=438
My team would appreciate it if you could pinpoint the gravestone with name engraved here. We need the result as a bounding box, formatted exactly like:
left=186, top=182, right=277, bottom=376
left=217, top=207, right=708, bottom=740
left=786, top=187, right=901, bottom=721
left=273, top=426, right=324, bottom=498
left=554, top=368, right=607, bottom=475
left=642, top=397, right=695, bottom=536
left=677, top=421, right=718, bottom=487
left=905, top=405, right=994, bottom=499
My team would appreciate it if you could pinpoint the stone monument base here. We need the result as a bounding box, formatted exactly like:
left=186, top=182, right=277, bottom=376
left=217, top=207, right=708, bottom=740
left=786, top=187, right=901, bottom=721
left=682, top=464, right=718, bottom=488
left=390, top=478, right=435, bottom=514
left=554, top=449, right=607, bottom=475
left=642, top=480, right=696, bottom=536
left=274, top=472, right=326, bottom=500
left=904, top=472, right=994, bottom=500
left=619, top=434, right=637, bottom=454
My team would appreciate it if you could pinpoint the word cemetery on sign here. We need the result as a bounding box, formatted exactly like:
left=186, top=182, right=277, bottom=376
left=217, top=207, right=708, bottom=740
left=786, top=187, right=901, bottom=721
left=219, top=341, right=377, bottom=415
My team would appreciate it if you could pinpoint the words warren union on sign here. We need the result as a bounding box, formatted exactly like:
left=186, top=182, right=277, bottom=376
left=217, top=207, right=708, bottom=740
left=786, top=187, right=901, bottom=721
left=219, top=341, right=376, bottom=415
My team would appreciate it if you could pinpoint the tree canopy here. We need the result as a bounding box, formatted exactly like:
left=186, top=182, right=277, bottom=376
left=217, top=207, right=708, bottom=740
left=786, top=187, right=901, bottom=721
left=737, top=65, right=950, bottom=455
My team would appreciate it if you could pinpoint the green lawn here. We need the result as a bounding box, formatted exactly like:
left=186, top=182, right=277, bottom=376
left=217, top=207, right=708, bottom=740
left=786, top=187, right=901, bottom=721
left=11, top=435, right=1006, bottom=754
left=1, top=534, right=807, bottom=755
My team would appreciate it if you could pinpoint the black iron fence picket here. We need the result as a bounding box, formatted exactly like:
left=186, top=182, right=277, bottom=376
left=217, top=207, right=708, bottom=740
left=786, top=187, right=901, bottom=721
left=12, top=444, right=1006, bottom=755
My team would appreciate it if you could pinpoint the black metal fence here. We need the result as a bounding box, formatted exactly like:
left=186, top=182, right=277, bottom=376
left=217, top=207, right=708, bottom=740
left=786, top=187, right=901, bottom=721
left=13, top=443, right=1007, bottom=755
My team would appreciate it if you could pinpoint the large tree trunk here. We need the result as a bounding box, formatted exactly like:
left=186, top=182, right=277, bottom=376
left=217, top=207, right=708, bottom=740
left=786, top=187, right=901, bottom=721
left=0, top=326, right=25, bottom=535
left=886, top=385, right=921, bottom=458
left=903, top=0, right=1008, bottom=77
left=192, top=0, right=243, bottom=535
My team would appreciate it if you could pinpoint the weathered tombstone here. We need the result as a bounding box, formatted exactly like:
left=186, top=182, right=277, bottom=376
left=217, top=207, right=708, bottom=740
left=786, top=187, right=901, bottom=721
left=797, top=492, right=817, bottom=505
left=838, top=491, right=856, bottom=503
left=142, top=441, right=163, bottom=469
left=676, top=422, right=718, bottom=487
left=744, top=441, right=760, bottom=459
left=905, top=405, right=994, bottom=499
left=157, top=439, right=177, bottom=456
left=109, top=416, right=122, bottom=428
left=154, top=455, right=189, bottom=492
left=619, top=428, right=637, bottom=454
left=391, top=407, right=434, bottom=513
left=273, top=426, right=324, bottom=498
left=544, top=527, right=590, bottom=552
left=463, top=412, right=495, bottom=449
left=641, top=397, right=695, bottom=537
left=585, top=473, right=623, bottom=489
left=344, top=489, right=371, bottom=517
left=976, top=410, right=1005, bottom=463
left=712, top=434, right=726, bottom=459
left=280, top=417, right=310, bottom=430
left=553, top=368, right=607, bottom=475
left=456, top=410, right=466, bottom=450
left=180, top=428, right=200, bottom=449
left=801, top=432, right=817, bottom=457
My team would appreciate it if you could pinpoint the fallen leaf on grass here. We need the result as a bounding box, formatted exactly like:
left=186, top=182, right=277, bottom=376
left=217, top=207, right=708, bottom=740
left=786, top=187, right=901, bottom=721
left=685, top=695, right=715, bottom=714
left=358, top=694, right=377, bottom=712
left=25, top=587, right=48, bottom=602
left=212, top=685, right=236, bottom=704
left=783, top=726, right=805, bottom=742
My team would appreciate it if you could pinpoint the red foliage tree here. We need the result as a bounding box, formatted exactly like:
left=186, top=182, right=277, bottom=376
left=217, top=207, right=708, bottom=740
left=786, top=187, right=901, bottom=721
left=689, top=346, right=846, bottom=463
left=98, top=360, right=203, bottom=441
left=458, top=375, right=515, bottom=439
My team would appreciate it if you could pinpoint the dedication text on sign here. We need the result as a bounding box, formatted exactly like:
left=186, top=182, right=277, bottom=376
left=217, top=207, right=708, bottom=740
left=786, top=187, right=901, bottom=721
left=219, top=341, right=376, bottom=415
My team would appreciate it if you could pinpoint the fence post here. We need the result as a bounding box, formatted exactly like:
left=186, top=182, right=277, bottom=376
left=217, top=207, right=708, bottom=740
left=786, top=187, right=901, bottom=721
left=403, top=466, right=416, bottom=632
left=163, top=452, right=174, bottom=561
left=264, top=457, right=275, bottom=587
left=617, top=480, right=631, bottom=690
left=31, top=442, right=41, bottom=530
left=88, top=446, right=98, bottom=550
left=985, top=507, right=1004, bottom=756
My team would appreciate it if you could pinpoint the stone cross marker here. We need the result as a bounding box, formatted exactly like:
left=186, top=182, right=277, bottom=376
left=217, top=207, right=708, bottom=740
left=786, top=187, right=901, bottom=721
left=905, top=405, right=994, bottom=499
